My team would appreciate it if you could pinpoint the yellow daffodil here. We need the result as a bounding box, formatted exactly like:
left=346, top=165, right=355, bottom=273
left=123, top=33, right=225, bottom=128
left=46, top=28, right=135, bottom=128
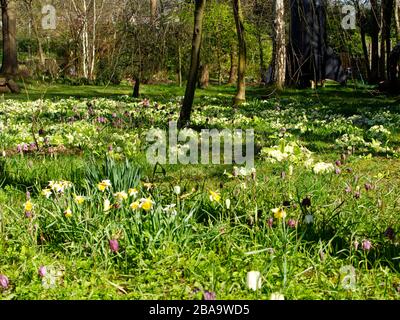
left=74, top=195, right=85, bottom=205
left=24, top=200, right=33, bottom=212
left=98, top=180, right=111, bottom=192
left=104, top=199, right=112, bottom=212
left=64, top=207, right=72, bottom=218
left=42, top=189, right=52, bottom=199
left=271, top=207, right=286, bottom=219
left=209, top=190, right=221, bottom=203
left=140, top=198, right=153, bottom=211
left=130, top=201, right=140, bottom=210
left=114, top=191, right=128, bottom=202
left=128, top=188, right=139, bottom=197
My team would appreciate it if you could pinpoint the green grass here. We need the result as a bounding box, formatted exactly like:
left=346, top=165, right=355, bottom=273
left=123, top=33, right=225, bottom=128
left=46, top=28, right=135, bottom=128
left=0, top=82, right=399, bottom=300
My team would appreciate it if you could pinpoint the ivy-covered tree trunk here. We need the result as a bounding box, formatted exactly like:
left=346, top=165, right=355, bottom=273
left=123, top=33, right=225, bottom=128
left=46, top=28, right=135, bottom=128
left=1, top=0, right=18, bottom=76
left=178, top=0, right=206, bottom=128
left=233, top=0, right=247, bottom=106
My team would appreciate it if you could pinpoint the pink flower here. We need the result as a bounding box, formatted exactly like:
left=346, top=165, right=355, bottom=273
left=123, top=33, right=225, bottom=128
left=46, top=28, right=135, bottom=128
left=362, top=240, right=372, bottom=251
left=38, top=266, right=47, bottom=278
left=287, top=219, right=297, bottom=228
left=0, top=274, right=9, bottom=289
left=109, top=239, right=119, bottom=253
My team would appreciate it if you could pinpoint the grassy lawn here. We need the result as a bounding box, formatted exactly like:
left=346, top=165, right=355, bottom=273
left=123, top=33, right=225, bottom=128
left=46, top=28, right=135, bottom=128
left=0, top=82, right=399, bottom=300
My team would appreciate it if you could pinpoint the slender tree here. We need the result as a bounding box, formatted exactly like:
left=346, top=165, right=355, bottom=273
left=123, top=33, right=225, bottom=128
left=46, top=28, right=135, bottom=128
left=370, top=0, right=380, bottom=83
left=396, top=0, right=400, bottom=42
left=178, top=0, right=206, bottom=128
left=1, top=0, right=18, bottom=76
left=272, top=0, right=286, bottom=90
left=232, top=0, right=246, bottom=106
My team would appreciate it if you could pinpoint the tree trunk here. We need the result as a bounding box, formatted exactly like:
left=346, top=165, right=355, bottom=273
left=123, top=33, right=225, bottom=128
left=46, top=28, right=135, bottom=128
left=228, top=49, right=237, bottom=84
left=1, top=0, right=18, bottom=76
left=383, top=0, right=394, bottom=79
left=178, top=44, right=182, bottom=87
left=133, top=76, right=140, bottom=98
left=395, top=0, right=400, bottom=42
left=150, top=0, right=157, bottom=22
left=178, top=0, right=206, bottom=128
left=257, top=32, right=266, bottom=83
left=273, top=0, right=286, bottom=90
left=356, top=1, right=371, bottom=80
left=370, top=0, right=381, bottom=83
left=233, top=0, right=247, bottom=106
left=198, top=64, right=209, bottom=89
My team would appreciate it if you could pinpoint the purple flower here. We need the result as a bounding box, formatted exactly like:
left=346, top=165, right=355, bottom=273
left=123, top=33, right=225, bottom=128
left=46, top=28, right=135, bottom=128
left=354, top=240, right=359, bottom=250
left=23, top=144, right=29, bottom=152
left=203, top=291, right=216, bottom=300
left=287, top=219, right=297, bottom=228
left=354, top=191, right=361, bottom=199
left=38, top=266, right=47, bottom=278
left=364, top=183, right=373, bottom=191
left=0, top=274, right=9, bottom=289
left=345, top=185, right=352, bottom=193
left=26, top=191, right=31, bottom=200
left=108, top=145, right=113, bottom=152
left=335, top=168, right=341, bottom=175
left=112, top=113, right=117, bottom=118
left=280, top=171, right=286, bottom=179
left=301, top=197, right=311, bottom=207
left=109, top=239, right=119, bottom=253
left=362, top=240, right=372, bottom=251
left=17, top=144, right=22, bottom=153
left=25, top=211, right=33, bottom=218
left=335, top=160, right=342, bottom=166
left=384, top=227, right=395, bottom=240
left=97, top=116, right=106, bottom=124
left=29, top=143, right=37, bottom=151
left=267, top=218, right=274, bottom=228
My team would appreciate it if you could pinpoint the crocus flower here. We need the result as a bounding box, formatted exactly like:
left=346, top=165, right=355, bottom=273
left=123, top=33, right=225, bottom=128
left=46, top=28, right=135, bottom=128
left=0, top=274, right=9, bottom=289
left=354, top=240, right=359, bottom=250
left=203, top=291, right=216, bottom=300
left=335, top=160, right=342, bottom=166
left=17, top=144, right=22, bottom=153
left=109, top=239, right=119, bottom=253
left=246, top=271, right=262, bottom=291
left=267, top=218, right=274, bottom=228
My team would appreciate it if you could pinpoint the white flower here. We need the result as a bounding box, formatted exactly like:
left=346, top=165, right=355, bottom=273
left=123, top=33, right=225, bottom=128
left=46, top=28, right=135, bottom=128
left=225, top=199, right=231, bottom=210
left=313, top=162, right=334, bottom=174
left=270, top=292, right=285, bottom=300
left=174, top=186, right=181, bottom=195
left=246, top=271, right=262, bottom=291
left=288, top=165, right=294, bottom=176
left=305, top=214, right=314, bottom=224
left=104, top=199, right=112, bottom=212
